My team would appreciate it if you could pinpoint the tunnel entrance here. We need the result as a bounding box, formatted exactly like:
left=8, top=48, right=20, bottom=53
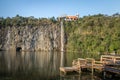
left=16, top=47, right=22, bottom=52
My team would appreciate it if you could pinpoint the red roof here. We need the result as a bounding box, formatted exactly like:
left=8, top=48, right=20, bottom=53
left=66, top=16, right=78, bottom=20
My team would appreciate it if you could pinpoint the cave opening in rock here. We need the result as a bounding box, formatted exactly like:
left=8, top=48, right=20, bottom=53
left=16, top=47, right=22, bottom=51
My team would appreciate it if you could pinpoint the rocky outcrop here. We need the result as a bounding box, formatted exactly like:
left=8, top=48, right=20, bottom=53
left=0, top=23, right=61, bottom=51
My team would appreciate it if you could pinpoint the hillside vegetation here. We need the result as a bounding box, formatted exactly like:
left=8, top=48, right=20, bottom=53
left=65, top=13, right=120, bottom=54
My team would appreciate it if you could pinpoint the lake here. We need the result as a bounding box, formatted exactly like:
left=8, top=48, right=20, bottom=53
left=0, top=51, right=104, bottom=80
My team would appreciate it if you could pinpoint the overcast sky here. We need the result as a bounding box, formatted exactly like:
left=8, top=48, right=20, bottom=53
left=0, top=0, right=120, bottom=18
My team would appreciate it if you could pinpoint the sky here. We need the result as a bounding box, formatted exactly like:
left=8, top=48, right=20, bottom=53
left=0, top=0, right=120, bottom=18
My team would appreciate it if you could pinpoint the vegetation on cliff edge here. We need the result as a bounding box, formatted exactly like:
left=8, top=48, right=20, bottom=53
left=65, top=13, right=120, bottom=54
left=0, top=13, right=120, bottom=54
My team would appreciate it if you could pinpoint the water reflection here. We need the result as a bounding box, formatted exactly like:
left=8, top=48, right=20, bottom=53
left=60, top=51, right=67, bottom=67
left=60, top=73, right=102, bottom=80
left=0, top=51, right=61, bottom=80
left=0, top=51, right=103, bottom=80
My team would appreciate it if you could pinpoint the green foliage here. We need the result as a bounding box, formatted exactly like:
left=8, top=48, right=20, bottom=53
left=49, top=16, right=57, bottom=23
left=0, top=15, right=58, bottom=27
left=65, top=13, right=120, bottom=54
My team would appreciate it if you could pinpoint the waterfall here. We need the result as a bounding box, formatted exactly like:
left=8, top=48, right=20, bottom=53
left=5, top=29, right=11, bottom=50
left=61, top=21, right=64, bottom=52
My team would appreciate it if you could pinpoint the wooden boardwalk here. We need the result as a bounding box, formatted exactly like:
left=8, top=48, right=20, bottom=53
left=104, top=65, right=120, bottom=74
left=60, top=67, right=80, bottom=74
left=60, top=55, right=120, bottom=75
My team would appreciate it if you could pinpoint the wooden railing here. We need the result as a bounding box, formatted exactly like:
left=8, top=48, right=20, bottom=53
left=60, top=55, right=120, bottom=75
left=100, top=55, right=120, bottom=64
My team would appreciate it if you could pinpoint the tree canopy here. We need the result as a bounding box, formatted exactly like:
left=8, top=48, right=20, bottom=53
left=0, top=15, right=58, bottom=28
left=65, top=13, right=120, bottom=54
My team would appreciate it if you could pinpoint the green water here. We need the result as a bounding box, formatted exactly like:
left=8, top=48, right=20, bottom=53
left=0, top=51, right=104, bottom=80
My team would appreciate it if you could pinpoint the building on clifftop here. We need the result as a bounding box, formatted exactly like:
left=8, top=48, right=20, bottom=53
left=58, top=14, right=79, bottom=21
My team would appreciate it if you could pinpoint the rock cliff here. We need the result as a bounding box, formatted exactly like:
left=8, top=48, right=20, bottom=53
left=0, top=23, right=61, bottom=51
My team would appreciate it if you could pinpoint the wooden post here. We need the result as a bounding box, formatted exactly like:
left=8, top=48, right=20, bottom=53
left=78, top=60, right=81, bottom=73
left=91, top=60, right=94, bottom=75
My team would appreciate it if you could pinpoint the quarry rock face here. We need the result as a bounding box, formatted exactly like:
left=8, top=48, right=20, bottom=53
left=0, top=24, right=61, bottom=51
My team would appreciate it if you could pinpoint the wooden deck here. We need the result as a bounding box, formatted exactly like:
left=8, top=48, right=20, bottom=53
left=60, top=55, right=120, bottom=75
left=60, top=67, right=80, bottom=74
left=104, top=65, right=120, bottom=74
